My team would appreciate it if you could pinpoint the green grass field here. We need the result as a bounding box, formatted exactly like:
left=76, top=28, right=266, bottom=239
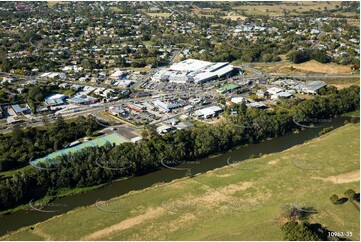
left=2, top=124, right=359, bottom=240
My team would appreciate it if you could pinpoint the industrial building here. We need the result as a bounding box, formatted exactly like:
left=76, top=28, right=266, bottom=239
left=152, top=59, right=235, bottom=84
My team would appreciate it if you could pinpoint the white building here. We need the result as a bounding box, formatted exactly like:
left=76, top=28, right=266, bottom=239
left=193, top=106, right=223, bottom=119
left=154, top=99, right=180, bottom=112
left=152, top=59, right=234, bottom=84
left=156, top=124, right=175, bottom=134
left=301, top=81, right=326, bottom=94
left=267, top=87, right=283, bottom=95
left=230, top=97, right=249, bottom=104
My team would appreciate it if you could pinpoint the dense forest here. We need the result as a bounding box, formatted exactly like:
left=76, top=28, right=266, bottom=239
left=0, top=85, right=359, bottom=211
left=0, top=115, right=101, bottom=171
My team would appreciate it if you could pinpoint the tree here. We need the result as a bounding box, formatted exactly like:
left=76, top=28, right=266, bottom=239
left=86, top=128, right=92, bottom=137
left=330, top=194, right=339, bottom=204
left=261, top=53, right=273, bottom=62
left=81, top=59, right=92, bottom=69
left=281, top=221, right=321, bottom=241
left=288, top=50, right=310, bottom=64
left=344, top=189, right=356, bottom=200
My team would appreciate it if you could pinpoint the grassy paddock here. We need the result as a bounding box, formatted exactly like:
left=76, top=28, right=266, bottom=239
left=252, top=60, right=354, bottom=75
left=232, top=2, right=341, bottom=16
left=1, top=124, right=360, bottom=240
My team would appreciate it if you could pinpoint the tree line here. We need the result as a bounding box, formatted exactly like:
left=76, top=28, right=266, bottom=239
left=0, top=116, right=101, bottom=172
left=287, top=49, right=332, bottom=64
left=0, top=85, right=359, bottom=211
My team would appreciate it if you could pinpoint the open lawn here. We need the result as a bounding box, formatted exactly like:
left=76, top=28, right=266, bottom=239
left=2, top=123, right=359, bottom=240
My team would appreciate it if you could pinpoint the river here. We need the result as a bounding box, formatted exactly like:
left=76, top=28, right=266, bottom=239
left=0, top=116, right=355, bottom=236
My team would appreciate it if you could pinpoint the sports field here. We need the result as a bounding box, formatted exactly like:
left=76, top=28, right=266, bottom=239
left=32, top=133, right=129, bottom=165
left=2, top=123, right=359, bottom=240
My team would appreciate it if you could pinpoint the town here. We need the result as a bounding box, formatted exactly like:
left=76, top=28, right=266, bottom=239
left=0, top=2, right=359, bottom=241
left=0, top=2, right=359, bottom=139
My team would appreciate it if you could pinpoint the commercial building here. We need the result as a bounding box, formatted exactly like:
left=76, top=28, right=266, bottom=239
left=109, top=70, right=127, bottom=79
left=302, top=81, right=326, bottom=94
left=45, top=94, right=67, bottom=106
left=109, top=106, right=127, bottom=116
left=131, top=136, right=143, bottom=143
left=68, top=97, right=87, bottom=105
left=271, top=91, right=294, bottom=100
left=156, top=124, right=175, bottom=134
left=230, top=96, right=249, bottom=104
left=127, top=104, right=145, bottom=113
left=152, top=59, right=235, bottom=84
left=266, top=87, right=283, bottom=95
left=272, top=79, right=326, bottom=95
left=193, top=106, right=223, bottom=119
left=165, top=118, right=180, bottom=126
left=246, top=102, right=268, bottom=109
left=11, top=104, right=31, bottom=115
left=154, top=99, right=181, bottom=112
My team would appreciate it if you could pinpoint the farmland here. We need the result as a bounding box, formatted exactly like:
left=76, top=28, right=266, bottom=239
left=2, top=123, right=359, bottom=241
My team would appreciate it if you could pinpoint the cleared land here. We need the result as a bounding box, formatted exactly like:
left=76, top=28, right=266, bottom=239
left=252, top=60, right=354, bottom=75
left=322, top=78, right=360, bottom=89
left=232, top=2, right=341, bottom=16
left=142, top=12, right=172, bottom=18
left=221, top=15, right=247, bottom=21
left=1, top=124, right=360, bottom=240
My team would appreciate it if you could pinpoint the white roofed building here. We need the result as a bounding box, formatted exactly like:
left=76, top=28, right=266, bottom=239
left=193, top=106, right=223, bottom=119
left=152, top=59, right=235, bottom=84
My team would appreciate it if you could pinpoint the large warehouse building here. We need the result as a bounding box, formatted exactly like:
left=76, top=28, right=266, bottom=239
left=152, top=59, right=235, bottom=84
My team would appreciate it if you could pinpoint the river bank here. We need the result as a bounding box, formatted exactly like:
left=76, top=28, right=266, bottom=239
left=2, top=123, right=359, bottom=240
left=0, top=115, right=356, bottom=236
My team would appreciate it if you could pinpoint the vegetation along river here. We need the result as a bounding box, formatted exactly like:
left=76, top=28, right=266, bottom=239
left=0, top=116, right=356, bottom=236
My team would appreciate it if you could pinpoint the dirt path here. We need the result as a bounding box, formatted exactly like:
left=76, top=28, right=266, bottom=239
left=313, top=170, right=360, bottom=184
left=80, top=207, right=165, bottom=241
